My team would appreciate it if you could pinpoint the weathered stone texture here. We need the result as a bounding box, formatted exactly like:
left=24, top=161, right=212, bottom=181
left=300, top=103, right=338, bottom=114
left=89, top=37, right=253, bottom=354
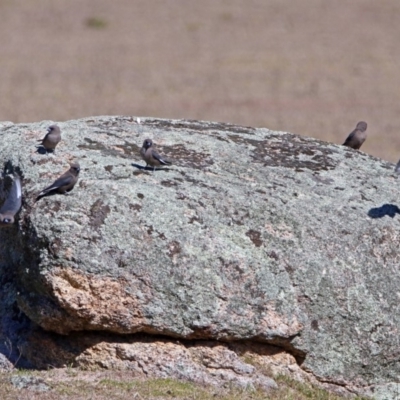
left=0, top=116, right=399, bottom=398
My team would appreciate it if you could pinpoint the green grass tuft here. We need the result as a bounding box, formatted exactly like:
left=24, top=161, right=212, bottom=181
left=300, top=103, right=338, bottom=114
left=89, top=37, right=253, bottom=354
left=0, top=370, right=372, bottom=400
left=85, top=17, right=108, bottom=29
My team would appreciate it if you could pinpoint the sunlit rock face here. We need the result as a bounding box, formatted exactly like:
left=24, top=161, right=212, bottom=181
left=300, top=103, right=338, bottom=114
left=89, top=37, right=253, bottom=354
left=0, top=116, right=398, bottom=399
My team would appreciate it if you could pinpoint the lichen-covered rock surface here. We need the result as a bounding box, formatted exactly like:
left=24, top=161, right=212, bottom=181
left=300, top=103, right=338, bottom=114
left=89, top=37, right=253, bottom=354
left=0, top=116, right=399, bottom=398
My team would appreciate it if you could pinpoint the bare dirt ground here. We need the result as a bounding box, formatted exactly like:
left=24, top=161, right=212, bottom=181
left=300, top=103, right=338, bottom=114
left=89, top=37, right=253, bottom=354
left=0, top=0, right=400, bottom=162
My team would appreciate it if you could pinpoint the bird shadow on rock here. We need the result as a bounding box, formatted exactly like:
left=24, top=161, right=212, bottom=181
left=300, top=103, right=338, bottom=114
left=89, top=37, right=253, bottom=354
left=368, top=204, right=400, bottom=219
left=131, top=163, right=172, bottom=172
left=36, top=146, right=54, bottom=155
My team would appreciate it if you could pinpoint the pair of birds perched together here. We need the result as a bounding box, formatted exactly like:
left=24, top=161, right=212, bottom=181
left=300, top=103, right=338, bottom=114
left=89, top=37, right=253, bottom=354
left=39, top=125, right=172, bottom=171
left=0, top=125, right=80, bottom=227
left=0, top=127, right=170, bottom=227
left=35, top=125, right=81, bottom=200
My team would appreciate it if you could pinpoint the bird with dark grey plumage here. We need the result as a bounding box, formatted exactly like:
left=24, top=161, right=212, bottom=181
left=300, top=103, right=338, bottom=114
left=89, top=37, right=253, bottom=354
left=140, top=139, right=171, bottom=170
left=38, top=124, right=61, bottom=153
left=395, top=159, right=400, bottom=175
left=342, top=121, right=368, bottom=150
left=36, top=162, right=80, bottom=200
left=0, top=173, right=22, bottom=227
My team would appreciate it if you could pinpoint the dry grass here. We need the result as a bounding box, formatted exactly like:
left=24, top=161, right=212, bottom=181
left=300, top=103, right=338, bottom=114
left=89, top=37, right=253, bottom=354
left=0, top=1, right=399, bottom=162
left=0, top=369, right=370, bottom=400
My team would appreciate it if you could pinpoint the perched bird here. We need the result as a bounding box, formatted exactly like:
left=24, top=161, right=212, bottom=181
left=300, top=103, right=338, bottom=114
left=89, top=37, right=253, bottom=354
left=395, top=159, right=400, bottom=175
left=0, top=173, right=22, bottom=227
left=140, top=139, right=171, bottom=170
left=37, top=124, right=61, bottom=153
left=342, top=121, right=368, bottom=150
left=36, top=162, right=80, bottom=200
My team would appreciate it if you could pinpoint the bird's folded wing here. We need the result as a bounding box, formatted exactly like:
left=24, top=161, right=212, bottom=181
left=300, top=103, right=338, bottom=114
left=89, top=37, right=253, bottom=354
left=0, top=176, right=22, bottom=214
left=152, top=150, right=170, bottom=165
left=40, top=174, right=72, bottom=195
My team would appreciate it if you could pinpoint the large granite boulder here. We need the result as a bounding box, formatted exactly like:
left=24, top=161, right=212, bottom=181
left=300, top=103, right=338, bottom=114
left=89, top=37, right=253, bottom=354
left=0, top=116, right=399, bottom=398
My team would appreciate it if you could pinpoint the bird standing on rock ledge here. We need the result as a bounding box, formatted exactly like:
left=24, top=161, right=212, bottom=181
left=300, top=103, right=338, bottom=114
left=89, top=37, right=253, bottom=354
left=37, top=124, right=61, bottom=153
left=36, top=162, right=80, bottom=200
left=140, top=139, right=171, bottom=170
left=342, top=121, right=368, bottom=150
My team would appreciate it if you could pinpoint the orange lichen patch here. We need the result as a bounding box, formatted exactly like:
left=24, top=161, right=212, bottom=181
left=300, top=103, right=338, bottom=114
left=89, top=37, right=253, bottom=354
left=49, top=268, right=149, bottom=333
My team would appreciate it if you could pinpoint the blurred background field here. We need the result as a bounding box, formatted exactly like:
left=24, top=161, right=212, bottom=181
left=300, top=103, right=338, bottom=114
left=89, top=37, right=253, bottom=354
left=1, top=0, right=400, bottom=162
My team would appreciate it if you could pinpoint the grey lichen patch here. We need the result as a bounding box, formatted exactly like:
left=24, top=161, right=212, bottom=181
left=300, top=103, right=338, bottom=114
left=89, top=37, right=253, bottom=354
left=36, top=158, right=53, bottom=166
left=160, top=180, right=179, bottom=188
left=43, top=201, right=62, bottom=215
left=212, top=134, right=230, bottom=143
left=144, top=118, right=256, bottom=135
left=89, top=199, right=111, bottom=230
left=176, top=192, right=187, bottom=200
left=262, top=136, right=337, bottom=171
left=167, top=241, right=182, bottom=258
left=229, top=133, right=338, bottom=171
left=188, top=215, right=203, bottom=224
left=129, top=203, right=142, bottom=212
left=120, top=141, right=141, bottom=157
left=85, top=116, right=135, bottom=128
left=78, top=138, right=140, bottom=159
left=268, top=251, right=279, bottom=261
left=178, top=171, right=218, bottom=190
left=228, top=134, right=258, bottom=146
left=160, top=144, right=214, bottom=169
left=78, top=138, right=128, bottom=159
left=311, top=175, right=334, bottom=185
left=232, top=210, right=250, bottom=226
left=10, top=375, right=51, bottom=392
left=363, top=154, right=394, bottom=171
left=142, top=224, right=167, bottom=240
